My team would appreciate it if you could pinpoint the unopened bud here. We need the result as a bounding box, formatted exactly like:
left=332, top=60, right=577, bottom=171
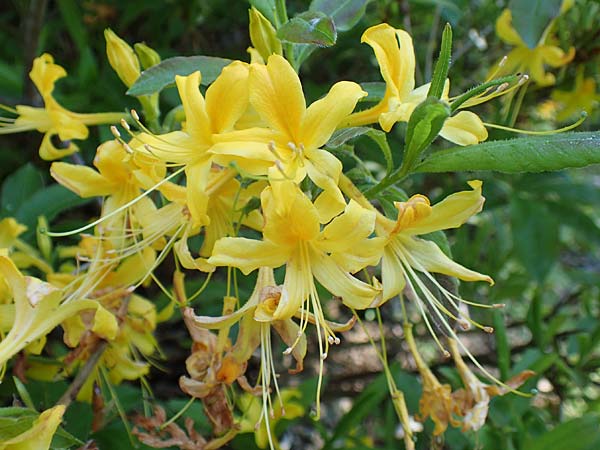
left=105, top=29, right=141, bottom=88
left=249, top=7, right=282, bottom=62
left=134, top=42, right=161, bottom=70
left=36, top=216, right=52, bottom=261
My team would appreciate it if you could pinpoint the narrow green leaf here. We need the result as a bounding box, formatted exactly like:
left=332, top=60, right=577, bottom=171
left=527, top=414, right=600, bottom=450
left=127, top=56, right=232, bottom=97
left=12, top=377, right=35, bottom=410
left=510, top=198, right=559, bottom=282
left=277, top=11, right=337, bottom=47
left=427, top=23, right=452, bottom=99
left=309, top=0, right=372, bottom=31
left=415, top=132, right=600, bottom=173
left=509, top=0, right=562, bottom=49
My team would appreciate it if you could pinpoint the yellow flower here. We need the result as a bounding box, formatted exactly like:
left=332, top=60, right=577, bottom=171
left=377, top=182, right=493, bottom=352
left=0, top=255, right=117, bottom=375
left=0, top=405, right=65, bottom=450
left=134, top=61, right=250, bottom=226
left=0, top=54, right=124, bottom=160
left=552, top=68, right=600, bottom=121
left=211, top=54, right=367, bottom=221
left=344, top=24, right=488, bottom=146
left=493, top=9, right=574, bottom=87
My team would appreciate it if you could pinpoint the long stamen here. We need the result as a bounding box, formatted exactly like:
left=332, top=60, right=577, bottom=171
left=484, top=111, right=586, bottom=135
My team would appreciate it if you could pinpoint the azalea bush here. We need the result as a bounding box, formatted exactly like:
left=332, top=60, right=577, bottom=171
left=0, top=0, right=599, bottom=449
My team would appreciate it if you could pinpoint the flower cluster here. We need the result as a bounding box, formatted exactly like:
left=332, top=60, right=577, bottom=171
left=0, top=4, right=583, bottom=449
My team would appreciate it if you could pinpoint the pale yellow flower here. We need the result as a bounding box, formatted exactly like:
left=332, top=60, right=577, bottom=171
left=0, top=54, right=124, bottom=160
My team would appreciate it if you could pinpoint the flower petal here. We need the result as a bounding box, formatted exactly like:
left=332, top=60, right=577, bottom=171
left=381, top=243, right=407, bottom=301
left=320, top=199, right=376, bottom=253
left=440, top=111, right=488, bottom=146
left=495, top=9, right=525, bottom=47
left=50, top=162, right=115, bottom=197
left=208, top=237, right=289, bottom=275
left=205, top=61, right=250, bottom=133
left=311, top=249, right=381, bottom=309
left=186, top=159, right=212, bottom=226
left=301, top=81, right=366, bottom=150
left=402, top=180, right=485, bottom=235
left=362, top=24, right=416, bottom=101
left=175, top=71, right=212, bottom=145
left=249, top=55, right=305, bottom=141
left=403, top=236, right=493, bottom=284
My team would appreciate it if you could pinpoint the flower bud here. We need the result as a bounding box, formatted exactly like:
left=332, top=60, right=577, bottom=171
left=104, top=28, right=141, bottom=88
left=249, top=7, right=282, bottom=62
left=134, top=42, right=161, bottom=69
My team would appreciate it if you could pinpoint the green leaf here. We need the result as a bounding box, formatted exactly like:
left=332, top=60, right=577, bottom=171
left=15, top=185, right=92, bottom=234
left=277, top=11, right=337, bottom=47
left=1, top=163, right=44, bottom=217
left=427, top=23, right=452, bottom=99
left=527, top=414, right=600, bottom=450
left=509, top=0, right=562, bottom=49
left=415, top=132, right=600, bottom=173
left=0, top=408, right=38, bottom=441
left=403, top=97, right=450, bottom=172
left=127, top=56, right=232, bottom=96
left=510, top=197, right=559, bottom=282
left=309, top=0, right=372, bottom=32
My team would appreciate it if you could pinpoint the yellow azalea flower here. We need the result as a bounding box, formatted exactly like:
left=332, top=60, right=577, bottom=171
left=0, top=255, right=117, bottom=374
left=344, top=23, right=488, bottom=146
left=377, top=181, right=493, bottom=351
left=0, top=54, right=124, bottom=160
left=208, top=181, right=382, bottom=415
left=211, top=54, right=367, bottom=221
left=133, top=61, right=251, bottom=226
left=493, top=9, right=574, bottom=87
left=0, top=405, right=65, bottom=450
left=552, top=68, right=600, bottom=121
left=52, top=139, right=172, bottom=257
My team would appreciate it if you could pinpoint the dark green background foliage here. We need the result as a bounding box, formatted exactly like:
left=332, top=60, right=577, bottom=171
left=0, top=0, right=599, bottom=449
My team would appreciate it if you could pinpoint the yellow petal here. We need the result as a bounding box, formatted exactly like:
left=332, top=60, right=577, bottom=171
left=205, top=61, right=250, bottom=133
left=319, top=199, right=376, bottom=253
left=50, top=162, right=115, bottom=197
left=362, top=24, right=415, bottom=101
left=311, top=248, right=381, bottom=309
left=38, top=132, right=79, bottom=161
left=495, top=9, right=525, bottom=47
left=29, top=54, right=66, bottom=100
left=403, top=236, right=493, bottom=284
left=381, top=245, right=407, bottom=301
left=186, top=159, right=212, bottom=227
left=208, top=237, right=289, bottom=275
left=274, top=247, right=309, bottom=319
left=440, top=111, right=488, bottom=146
left=249, top=55, right=305, bottom=141
left=175, top=71, right=212, bottom=145
left=1, top=405, right=65, bottom=450
left=91, top=305, right=119, bottom=340
left=402, top=181, right=485, bottom=236
left=301, top=81, right=367, bottom=149
left=303, top=149, right=345, bottom=222
left=0, top=218, right=27, bottom=248
left=93, top=139, right=132, bottom=183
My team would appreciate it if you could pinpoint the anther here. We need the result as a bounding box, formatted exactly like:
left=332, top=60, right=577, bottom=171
left=327, top=336, right=335, bottom=345
left=110, top=125, right=121, bottom=138
left=442, top=350, right=451, bottom=358
left=321, top=352, right=328, bottom=360
left=334, top=337, right=340, bottom=345
left=457, top=319, right=471, bottom=331
left=495, top=82, right=510, bottom=93
left=518, top=74, right=529, bottom=85
left=283, top=347, right=292, bottom=355
left=120, top=119, right=130, bottom=130
left=498, top=55, right=507, bottom=67
left=483, top=326, right=494, bottom=334
left=130, top=109, right=140, bottom=121
left=493, top=303, right=506, bottom=309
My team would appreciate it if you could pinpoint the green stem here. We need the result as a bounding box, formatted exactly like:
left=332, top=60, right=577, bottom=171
left=364, top=164, right=409, bottom=199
